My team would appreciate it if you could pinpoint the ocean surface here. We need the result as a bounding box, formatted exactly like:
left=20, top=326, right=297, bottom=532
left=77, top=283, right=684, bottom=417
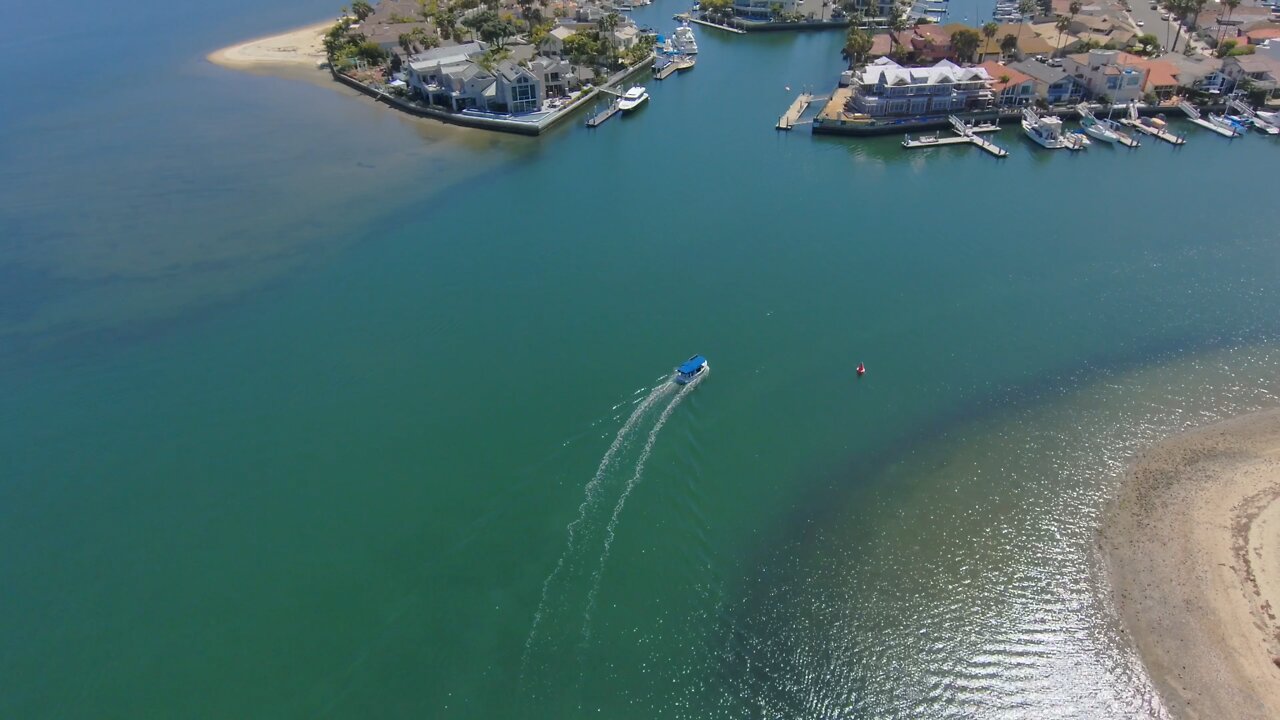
left=4, top=0, right=1280, bottom=717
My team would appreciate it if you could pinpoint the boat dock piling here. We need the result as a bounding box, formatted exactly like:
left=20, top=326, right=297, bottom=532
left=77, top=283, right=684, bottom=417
left=1121, top=118, right=1187, bottom=145
left=586, top=98, right=621, bottom=127
left=777, top=93, right=819, bottom=130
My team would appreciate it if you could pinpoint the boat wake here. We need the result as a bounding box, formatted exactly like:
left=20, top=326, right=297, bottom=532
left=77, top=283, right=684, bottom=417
left=520, top=378, right=676, bottom=682
left=579, top=372, right=706, bottom=644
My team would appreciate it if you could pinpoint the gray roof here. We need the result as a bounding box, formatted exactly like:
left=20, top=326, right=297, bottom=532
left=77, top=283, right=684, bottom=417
left=410, top=41, right=487, bottom=64
left=1231, top=53, right=1280, bottom=77
left=1009, top=59, right=1070, bottom=84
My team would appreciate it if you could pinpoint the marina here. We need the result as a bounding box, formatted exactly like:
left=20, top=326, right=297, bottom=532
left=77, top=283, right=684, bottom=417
left=1118, top=102, right=1186, bottom=145
left=585, top=97, right=621, bottom=127
left=777, top=92, right=825, bottom=131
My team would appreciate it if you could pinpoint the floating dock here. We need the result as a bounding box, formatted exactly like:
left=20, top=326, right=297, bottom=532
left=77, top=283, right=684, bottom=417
left=902, top=118, right=1008, bottom=157
left=585, top=99, right=621, bottom=128
left=1177, top=100, right=1239, bottom=138
left=655, top=60, right=679, bottom=80
left=777, top=93, right=815, bottom=130
left=1120, top=118, right=1186, bottom=145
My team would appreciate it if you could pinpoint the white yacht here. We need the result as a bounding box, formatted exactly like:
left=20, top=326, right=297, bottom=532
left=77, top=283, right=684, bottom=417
left=618, top=86, right=650, bottom=112
left=1022, top=107, right=1083, bottom=150
left=671, top=25, right=698, bottom=54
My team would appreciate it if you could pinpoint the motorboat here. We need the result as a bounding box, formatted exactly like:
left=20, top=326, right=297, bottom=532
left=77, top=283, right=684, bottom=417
left=1071, top=129, right=1093, bottom=146
left=675, top=355, right=708, bottom=384
left=1257, top=108, right=1280, bottom=124
left=1022, top=107, right=1082, bottom=149
left=671, top=24, right=698, bottom=54
left=618, top=86, right=650, bottom=112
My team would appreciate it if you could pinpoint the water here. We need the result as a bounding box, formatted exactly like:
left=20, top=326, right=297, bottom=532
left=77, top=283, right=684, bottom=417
left=4, top=0, right=1280, bottom=717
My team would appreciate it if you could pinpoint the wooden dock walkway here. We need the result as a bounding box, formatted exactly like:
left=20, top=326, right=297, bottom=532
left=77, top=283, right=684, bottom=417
left=777, top=93, right=824, bottom=130
left=655, top=60, right=679, bottom=80
left=1119, top=118, right=1186, bottom=145
left=1186, top=116, right=1240, bottom=138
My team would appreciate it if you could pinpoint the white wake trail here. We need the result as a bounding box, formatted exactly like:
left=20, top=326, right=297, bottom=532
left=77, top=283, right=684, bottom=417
left=520, top=379, right=675, bottom=679
left=579, top=372, right=704, bottom=643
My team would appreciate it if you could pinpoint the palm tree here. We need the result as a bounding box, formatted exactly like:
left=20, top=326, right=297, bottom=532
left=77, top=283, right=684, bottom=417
left=888, top=7, right=908, bottom=57
left=1015, top=0, right=1037, bottom=58
left=981, top=21, right=999, bottom=62
left=844, top=26, right=874, bottom=68
left=951, top=28, right=981, bottom=64
left=1055, top=15, right=1071, bottom=55
left=1000, top=33, right=1019, bottom=60
left=1218, top=0, right=1240, bottom=46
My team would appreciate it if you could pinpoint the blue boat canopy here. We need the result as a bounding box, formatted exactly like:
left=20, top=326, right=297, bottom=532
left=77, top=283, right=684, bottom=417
left=677, top=355, right=707, bottom=374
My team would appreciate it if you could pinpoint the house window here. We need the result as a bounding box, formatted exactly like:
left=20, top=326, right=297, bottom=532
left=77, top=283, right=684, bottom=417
left=1107, top=77, right=1119, bottom=90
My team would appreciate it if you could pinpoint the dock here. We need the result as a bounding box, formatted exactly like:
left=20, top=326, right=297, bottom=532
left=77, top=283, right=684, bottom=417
left=902, top=119, right=1008, bottom=157
left=1178, top=100, right=1239, bottom=138
left=585, top=99, right=621, bottom=128
left=674, top=13, right=747, bottom=34
left=1120, top=118, right=1186, bottom=145
left=777, top=93, right=820, bottom=130
left=655, top=60, right=679, bottom=80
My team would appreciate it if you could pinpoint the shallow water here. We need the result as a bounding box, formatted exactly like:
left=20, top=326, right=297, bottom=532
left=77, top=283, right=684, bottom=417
left=3, top=0, right=1280, bottom=717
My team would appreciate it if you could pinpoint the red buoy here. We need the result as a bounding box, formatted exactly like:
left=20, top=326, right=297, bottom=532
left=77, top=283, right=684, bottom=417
left=856, top=362, right=866, bottom=376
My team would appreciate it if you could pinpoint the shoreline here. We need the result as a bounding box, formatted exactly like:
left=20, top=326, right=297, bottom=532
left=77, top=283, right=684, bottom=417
left=206, top=20, right=332, bottom=72
left=1102, top=408, right=1280, bottom=719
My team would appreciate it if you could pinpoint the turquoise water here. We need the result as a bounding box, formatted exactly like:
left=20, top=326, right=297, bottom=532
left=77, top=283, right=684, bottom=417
left=4, top=0, right=1280, bottom=717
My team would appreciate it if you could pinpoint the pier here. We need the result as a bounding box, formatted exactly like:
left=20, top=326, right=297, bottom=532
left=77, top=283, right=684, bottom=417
left=778, top=93, right=826, bottom=130
left=586, top=98, right=621, bottom=128
left=901, top=115, right=1008, bottom=156
left=655, top=60, right=679, bottom=80
left=674, top=13, right=747, bottom=34
left=1178, top=101, right=1239, bottom=138
left=1120, top=102, right=1185, bottom=145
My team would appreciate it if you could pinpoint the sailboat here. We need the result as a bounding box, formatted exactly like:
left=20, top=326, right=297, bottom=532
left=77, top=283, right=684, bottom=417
left=1077, top=103, right=1122, bottom=143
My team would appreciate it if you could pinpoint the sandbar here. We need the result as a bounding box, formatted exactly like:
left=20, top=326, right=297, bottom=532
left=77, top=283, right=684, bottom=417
left=207, top=21, right=332, bottom=71
left=1103, top=409, right=1280, bottom=719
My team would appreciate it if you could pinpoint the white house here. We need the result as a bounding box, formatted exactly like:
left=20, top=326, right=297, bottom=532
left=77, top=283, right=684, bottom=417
left=1061, top=49, right=1146, bottom=103
left=539, top=25, right=576, bottom=55
left=848, top=57, right=994, bottom=117
left=493, top=60, right=545, bottom=113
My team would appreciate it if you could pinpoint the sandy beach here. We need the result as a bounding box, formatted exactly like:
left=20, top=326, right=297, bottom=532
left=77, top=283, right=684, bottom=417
left=1103, top=409, right=1280, bottom=719
left=207, top=21, right=331, bottom=71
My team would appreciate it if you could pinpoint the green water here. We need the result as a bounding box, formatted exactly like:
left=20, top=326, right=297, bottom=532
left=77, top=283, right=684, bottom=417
left=4, top=0, right=1280, bottom=716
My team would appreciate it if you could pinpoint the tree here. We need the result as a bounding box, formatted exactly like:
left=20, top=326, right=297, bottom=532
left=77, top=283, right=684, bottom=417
left=1216, top=39, right=1237, bottom=57
left=888, top=7, right=908, bottom=55
left=1218, top=0, right=1240, bottom=46
left=351, top=0, right=375, bottom=21
left=479, top=17, right=520, bottom=48
left=1135, top=32, right=1161, bottom=55
left=434, top=8, right=460, bottom=41
left=951, top=28, right=980, bottom=63
left=1000, top=32, right=1019, bottom=59
left=462, top=9, right=497, bottom=41
left=1188, top=0, right=1208, bottom=35
left=981, top=21, right=999, bottom=61
left=844, top=26, right=874, bottom=67
left=562, top=32, right=597, bottom=64
left=1016, top=0, right=1037, bottom=54
left=600, top=11, right=622, bottom=34
left=1163, top=0, right=1190, bottom=53
left=1055, top=15, right=1071, bottom=55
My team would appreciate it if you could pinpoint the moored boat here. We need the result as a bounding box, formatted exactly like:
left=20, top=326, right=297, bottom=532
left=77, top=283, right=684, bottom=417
left=675, top=355, right=708, bottom=384
left=671, top=24, right=698, bottom=54
left=1078, top=104, right=1122, bottom=143
left=1022, top=107, right=1082, bottom=150
left=618, top=86, right=650, bottom=112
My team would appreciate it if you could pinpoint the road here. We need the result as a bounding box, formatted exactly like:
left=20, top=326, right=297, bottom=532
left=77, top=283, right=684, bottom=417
left=1126, top=0, right=1210, bottom=55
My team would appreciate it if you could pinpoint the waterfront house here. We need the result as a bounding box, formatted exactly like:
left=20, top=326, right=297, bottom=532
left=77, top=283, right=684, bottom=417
left=1008, top=59, right=1086, bottom=104
left=405, top=42, right=491, bottom=110
left=977, top=61, right=1036, bottom=106
left=1061, top=49, right=1147, bottom=103
left=847, top=58, right=994, bottom=117
left=732, top=0, right=799, bottom=19
left=493, top=60, right=544, bottom=113
left=528, top=56, right=573, bottom=98
left=1222, top=54, right=1280, bottom=101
